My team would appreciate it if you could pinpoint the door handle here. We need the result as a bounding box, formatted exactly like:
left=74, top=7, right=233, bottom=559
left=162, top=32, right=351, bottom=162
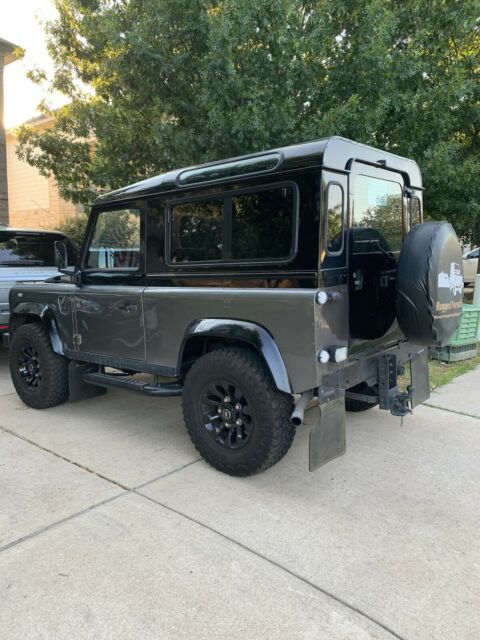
left=118, top=303, right=138, bottom=312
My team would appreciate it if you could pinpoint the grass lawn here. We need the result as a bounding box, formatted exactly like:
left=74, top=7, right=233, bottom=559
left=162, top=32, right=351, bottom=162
left=427, top=352, right=480, bottom=390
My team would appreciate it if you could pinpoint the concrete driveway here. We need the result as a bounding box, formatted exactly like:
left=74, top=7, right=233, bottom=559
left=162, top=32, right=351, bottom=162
left=1, top=347, right=479, bottom=640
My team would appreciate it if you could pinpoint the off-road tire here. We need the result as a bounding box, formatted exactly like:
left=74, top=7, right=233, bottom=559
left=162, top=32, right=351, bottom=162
left=182, top=346, right=295, bottom=476
left=10, top=323, right=69, bottom=409
left=345, top=382, right=378, bottom=412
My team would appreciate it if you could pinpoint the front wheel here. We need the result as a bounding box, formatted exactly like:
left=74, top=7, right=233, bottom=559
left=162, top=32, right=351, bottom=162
left=10, top=323, right=69, bottom=409
left=182, top=347, right=295, bottom=476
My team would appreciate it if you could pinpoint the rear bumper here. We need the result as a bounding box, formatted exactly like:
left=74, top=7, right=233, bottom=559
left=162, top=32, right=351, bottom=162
left=309, top=344, right=430, bottom=471
left=2, top=332, right=10, bottom=348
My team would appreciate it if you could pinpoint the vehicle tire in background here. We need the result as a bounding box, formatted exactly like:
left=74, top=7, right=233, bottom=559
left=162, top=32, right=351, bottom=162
left=182, top=346, right=295, bottom=476
left=345, top=382, right=378, bottom=412
left=10, top=323, right=69, bottom=409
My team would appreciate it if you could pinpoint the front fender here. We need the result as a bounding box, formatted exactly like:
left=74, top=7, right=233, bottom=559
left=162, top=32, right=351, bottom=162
left=11, top=301, right=50, bottom=320
left=181, top=319, right=291, bottom=394
left=10, top=301, right=64, bottom=355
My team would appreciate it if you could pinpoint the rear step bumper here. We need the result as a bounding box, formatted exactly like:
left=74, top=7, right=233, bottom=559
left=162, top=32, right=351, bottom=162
left=83, top=372, right=183, bottom=396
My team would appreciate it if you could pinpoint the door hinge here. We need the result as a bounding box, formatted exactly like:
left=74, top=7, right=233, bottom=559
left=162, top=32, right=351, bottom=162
left=73, top=333, right=82, bottom=346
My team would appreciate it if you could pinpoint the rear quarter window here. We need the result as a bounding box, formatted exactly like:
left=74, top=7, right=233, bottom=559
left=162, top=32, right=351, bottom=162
left=168, top=183, right=298, bottom=265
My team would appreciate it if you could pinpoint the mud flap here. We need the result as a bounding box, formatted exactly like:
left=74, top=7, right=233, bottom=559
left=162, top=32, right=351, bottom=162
left=410, top=348, right=430, bottom=408
left=68, top=362, right=107, bottom=402
left=309, top=388, right=346, bottom=471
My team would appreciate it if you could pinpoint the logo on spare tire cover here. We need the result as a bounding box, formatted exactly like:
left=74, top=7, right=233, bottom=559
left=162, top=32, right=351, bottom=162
left=437, top=263, right=464, bottom=295
left=434, top=259, right=463, bottom=321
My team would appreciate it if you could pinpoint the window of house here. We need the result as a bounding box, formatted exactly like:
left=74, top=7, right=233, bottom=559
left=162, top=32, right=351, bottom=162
left=169, top=185, right=296, bottom=264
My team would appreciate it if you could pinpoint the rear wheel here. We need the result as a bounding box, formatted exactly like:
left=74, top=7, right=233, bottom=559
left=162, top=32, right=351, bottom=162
left=10, top=323, right=69, bottom=409
left=182, top=346, right=295, bottom=476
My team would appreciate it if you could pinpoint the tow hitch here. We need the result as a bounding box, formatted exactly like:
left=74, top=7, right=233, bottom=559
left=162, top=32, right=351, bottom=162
left=390, top=384, right=414, bottom=417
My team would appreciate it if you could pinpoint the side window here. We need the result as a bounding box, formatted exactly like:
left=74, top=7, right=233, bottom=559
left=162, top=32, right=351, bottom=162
left=411, top=197, right=422, bottom=226
left=231, top=187, right=294, bottom=260
left=353, top=175, right=403, bottom=254
left=168, top=185, right=296, bottom=264
left=325, top=183, right=344, bottom=254
left=171, top=200, right=223, bottom=263
left=146, top=201, right=166, bottom=272
left=86, top=208, right=141, bottom=269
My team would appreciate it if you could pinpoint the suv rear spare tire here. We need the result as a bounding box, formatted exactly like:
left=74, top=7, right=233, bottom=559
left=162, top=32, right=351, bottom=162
left=182, top=346, right=295, bottom=476
left=396, top=222, right=463, bottom=347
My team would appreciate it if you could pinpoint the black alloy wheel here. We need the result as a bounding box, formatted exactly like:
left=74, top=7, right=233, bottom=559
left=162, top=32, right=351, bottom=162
left=18, top=345, right=42, bottom=389
left=200, top=379, right=253, bottom=450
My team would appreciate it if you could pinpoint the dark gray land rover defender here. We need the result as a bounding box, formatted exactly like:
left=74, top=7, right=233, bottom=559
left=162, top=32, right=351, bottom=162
left=6, top=137, right=464, bottom=476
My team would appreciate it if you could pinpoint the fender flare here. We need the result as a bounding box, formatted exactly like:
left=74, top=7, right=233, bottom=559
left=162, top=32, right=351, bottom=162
left=179, top=319, right=291, bottom=394
left=10, top=301, right=64, bottom=355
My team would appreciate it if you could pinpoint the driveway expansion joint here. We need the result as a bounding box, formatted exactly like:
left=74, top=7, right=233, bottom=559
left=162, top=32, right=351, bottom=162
left=0, top=424, right=203, bottom=554
left=133, top=458, right=203, bottom=490
left=135, top=491, right=408, bottom=640
left=423, top=403, right=480, bottom=420
left=0, top=423, right=130, bottom=491
left=0, top=492, right=127, bottom=554
left=0, top=423, right=202, bottom=493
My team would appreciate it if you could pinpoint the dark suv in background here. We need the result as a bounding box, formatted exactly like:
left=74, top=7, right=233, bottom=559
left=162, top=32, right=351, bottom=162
left=6, top=137, right=463, bottom=476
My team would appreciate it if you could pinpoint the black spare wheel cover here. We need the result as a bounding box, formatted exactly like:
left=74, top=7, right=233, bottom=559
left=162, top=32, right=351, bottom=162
left=396, top=221, right=463, bottom=347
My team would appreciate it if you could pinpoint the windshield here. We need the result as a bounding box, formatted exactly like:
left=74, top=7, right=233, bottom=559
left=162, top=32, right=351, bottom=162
left=0, top=237, right=66, bottom=267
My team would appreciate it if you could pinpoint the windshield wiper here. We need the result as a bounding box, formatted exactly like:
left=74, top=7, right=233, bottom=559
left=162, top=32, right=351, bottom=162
left=0, top=260, right=45, bottom=266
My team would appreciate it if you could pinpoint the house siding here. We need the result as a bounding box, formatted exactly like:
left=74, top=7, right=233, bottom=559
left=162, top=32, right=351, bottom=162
left=6, top=121, right=80, bottom=230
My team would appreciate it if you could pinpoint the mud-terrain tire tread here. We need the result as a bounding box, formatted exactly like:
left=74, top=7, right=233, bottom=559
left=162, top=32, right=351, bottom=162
left=182, top=346, right=295, bottom=476
left=10, top=323, right=69, bottom=409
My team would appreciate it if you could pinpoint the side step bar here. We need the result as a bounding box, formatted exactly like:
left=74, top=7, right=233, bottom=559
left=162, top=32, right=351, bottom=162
left=83, top=372, right=183, bottom=397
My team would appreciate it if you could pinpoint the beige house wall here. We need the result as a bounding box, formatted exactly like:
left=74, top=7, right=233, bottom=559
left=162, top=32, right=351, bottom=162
left=6, top=119, right=80, bottom=230
left=1, top=38, right=23, bottom=224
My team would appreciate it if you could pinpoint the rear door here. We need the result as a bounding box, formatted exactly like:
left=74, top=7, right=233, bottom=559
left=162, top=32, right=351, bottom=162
left=349, top=163, right=406, bottom=351
left=74, top=203, right=146, bottom=361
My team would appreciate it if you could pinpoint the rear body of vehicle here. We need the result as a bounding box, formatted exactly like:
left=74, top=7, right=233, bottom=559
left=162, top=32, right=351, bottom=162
left=463, top=247, right=479, bottom=285
left=0, top=227, right=76, bottom=339
left=7, top=137, right=464, bottom=475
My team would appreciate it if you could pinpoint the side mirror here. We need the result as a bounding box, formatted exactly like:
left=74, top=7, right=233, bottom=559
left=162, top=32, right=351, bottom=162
left=59, top=266, right=75, bottom=277
left=59, top=266, right=82, bottom=287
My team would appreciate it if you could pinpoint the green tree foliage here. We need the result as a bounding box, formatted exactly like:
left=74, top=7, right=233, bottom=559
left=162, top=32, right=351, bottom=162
left=17, top=0, right=480, bottom=244
left=54, top=212, right=88, bottom=247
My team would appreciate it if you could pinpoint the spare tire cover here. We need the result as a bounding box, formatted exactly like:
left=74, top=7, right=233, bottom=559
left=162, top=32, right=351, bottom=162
left=396, top=221, right=463, bottom=347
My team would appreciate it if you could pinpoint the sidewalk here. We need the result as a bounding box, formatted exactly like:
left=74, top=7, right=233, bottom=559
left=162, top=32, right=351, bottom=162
left=0, top=348, right=479, bottom=640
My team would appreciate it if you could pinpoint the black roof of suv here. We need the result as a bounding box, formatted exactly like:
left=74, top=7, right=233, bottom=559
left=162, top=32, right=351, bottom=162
left=95, top=136, right=422, bottom=205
